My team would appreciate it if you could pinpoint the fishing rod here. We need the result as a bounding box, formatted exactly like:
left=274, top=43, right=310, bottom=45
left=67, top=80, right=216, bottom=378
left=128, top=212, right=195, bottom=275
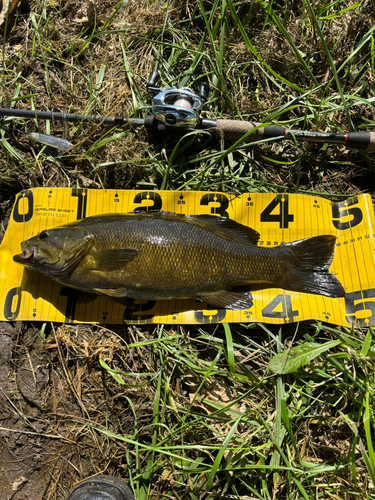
left=1, top=70, right=375, bottom=151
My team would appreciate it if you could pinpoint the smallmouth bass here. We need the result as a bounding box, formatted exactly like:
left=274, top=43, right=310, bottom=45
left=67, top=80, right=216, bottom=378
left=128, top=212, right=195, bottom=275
left=13, top=212, right=345, bottom=309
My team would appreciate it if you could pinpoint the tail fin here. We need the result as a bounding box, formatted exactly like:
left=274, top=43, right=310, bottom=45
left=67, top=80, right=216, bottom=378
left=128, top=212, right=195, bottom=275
left=279, top=236, right=345, bottom=298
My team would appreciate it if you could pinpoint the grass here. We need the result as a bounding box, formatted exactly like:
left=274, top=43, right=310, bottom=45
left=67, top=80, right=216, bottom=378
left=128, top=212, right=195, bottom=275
left=50, top=322, right=374, bottom=499
left=1, top=0, right=375, bottom=499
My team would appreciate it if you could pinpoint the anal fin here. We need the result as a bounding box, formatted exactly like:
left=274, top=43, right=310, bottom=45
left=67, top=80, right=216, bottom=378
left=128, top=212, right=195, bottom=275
left=198, top=290, right=253, bottom=310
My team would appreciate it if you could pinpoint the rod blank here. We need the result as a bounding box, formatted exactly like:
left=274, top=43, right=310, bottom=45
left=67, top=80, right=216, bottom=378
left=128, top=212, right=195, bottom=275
left=0, top=107, right=143, bottom=125
left=1, top=107, right=375, bottom=151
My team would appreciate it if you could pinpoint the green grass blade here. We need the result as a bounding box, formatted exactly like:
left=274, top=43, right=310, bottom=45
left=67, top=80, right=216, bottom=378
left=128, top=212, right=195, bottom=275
left=363, top=378, right=375, bottom=484
left=226, top=0, right=305, bottom=93
left=303, top=0, right=353, bottom=128
left=361, top=328, right=373, bottom=357
left=259, top=1, right=319, bottom=87
left=223, top=323, right=235, bottom=376
left=206, top=416, right=242, bottom=491
left=318, top=1, right=360, bottom=20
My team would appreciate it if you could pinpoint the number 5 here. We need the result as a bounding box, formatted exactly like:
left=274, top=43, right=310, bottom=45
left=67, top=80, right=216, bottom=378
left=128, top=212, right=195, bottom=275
left=332, top=197, right=363, bottom=230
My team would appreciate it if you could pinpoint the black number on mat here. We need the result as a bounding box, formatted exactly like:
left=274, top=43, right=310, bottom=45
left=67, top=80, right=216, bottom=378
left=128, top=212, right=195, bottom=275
left=200, top=193, right=229, bottom=218
left=345, top=289, right=375, bottom=328
left=332, top=197, right=363, bottom=230
left=260, top=195, right=294, bottom=229
left=72, top=188, right=88, bottom=220
left=123, top=300, right=156, bottom=323
left=133, top=192, right=162, bottom=212
left=3, top=287, right=22, bottom=320
left=262, top=294, right=299, bottom=323
left=194, top=307, right=227, bottom=324
left=13, top=190, right=34, bottom=223
left=61, top=287, right=79, bottom=322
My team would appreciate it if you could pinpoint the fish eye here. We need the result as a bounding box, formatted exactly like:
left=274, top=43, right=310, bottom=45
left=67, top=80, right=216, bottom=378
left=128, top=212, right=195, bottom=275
left=39, top=230, right=50, bottom=240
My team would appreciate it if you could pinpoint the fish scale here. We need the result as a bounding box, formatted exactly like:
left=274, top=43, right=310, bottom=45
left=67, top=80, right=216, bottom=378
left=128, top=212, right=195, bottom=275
left=80, top=216, right=268, bottom=293
left=13, top=212, right=345, bottom=309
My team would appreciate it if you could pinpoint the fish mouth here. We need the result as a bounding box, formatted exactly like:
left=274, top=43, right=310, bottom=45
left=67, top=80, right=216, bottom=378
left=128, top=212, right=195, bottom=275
left=13, top=245, right=37, bottom=264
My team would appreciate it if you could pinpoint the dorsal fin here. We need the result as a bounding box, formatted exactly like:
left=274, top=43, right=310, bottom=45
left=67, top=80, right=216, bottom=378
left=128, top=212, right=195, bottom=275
left=187, top=214, right=260, bottom=245
left=128, top=211, right=260, bottom=245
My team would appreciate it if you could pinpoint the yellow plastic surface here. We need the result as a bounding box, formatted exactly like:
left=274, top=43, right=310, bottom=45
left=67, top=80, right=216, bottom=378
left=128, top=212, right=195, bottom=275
left=1, top=188, right=374, bottom=327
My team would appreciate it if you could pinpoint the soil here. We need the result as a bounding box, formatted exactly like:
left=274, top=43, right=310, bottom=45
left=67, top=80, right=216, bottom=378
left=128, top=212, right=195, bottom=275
left=0, top=321, right=143, bottom=499
left=0, top=322, right=55, bottom=499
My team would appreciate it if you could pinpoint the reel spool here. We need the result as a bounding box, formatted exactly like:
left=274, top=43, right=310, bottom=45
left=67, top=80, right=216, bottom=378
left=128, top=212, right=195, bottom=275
left=146, top=71, right=209, bottom=128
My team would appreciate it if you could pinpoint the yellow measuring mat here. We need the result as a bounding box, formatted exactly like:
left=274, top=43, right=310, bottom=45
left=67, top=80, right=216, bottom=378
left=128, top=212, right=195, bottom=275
left=1, top=188, right=374, bottom=327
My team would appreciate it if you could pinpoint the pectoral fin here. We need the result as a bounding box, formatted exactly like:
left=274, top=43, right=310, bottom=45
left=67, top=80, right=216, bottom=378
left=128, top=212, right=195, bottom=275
left=198, top=290, right=253, bottom=310
left=90, top=248, right=139, bottom=271
left=93, top=287, right=136, bottom=308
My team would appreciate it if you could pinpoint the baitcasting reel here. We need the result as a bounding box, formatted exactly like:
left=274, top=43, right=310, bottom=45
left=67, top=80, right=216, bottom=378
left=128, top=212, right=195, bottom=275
left=146, top=71, right=209, bottom=128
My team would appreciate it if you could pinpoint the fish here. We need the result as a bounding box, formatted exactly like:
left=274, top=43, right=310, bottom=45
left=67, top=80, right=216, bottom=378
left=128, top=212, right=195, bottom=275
left=13, top=212, right=345, bottom=310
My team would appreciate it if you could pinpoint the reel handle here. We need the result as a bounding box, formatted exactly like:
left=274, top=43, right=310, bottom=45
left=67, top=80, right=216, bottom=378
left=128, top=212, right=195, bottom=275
left=198, top=82, right=209, bottom=102
left=146, top=71, right=161, bottom=95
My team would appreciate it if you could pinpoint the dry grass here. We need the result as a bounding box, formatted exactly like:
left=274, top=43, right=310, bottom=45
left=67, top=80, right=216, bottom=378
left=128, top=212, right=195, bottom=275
left=1, top=0, right=375, bottom=499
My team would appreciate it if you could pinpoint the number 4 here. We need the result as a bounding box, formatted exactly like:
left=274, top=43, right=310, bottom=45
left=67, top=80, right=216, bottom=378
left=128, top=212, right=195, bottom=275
left=262, top=294, right=299, bottom=323
left=260, top=195, right=294, bottom=229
